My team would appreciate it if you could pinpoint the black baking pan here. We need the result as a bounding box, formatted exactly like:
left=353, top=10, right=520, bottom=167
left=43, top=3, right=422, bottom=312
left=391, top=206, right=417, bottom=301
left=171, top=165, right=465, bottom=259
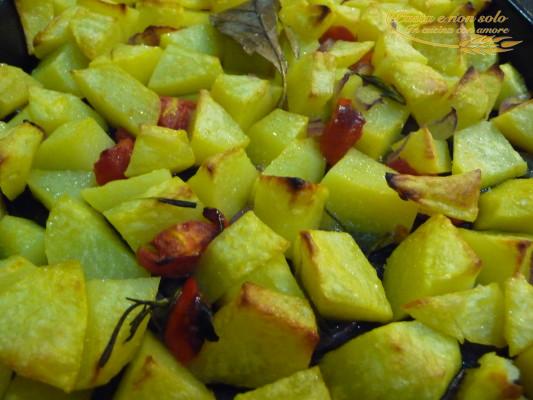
left=0, top=1, right=532, bottom=400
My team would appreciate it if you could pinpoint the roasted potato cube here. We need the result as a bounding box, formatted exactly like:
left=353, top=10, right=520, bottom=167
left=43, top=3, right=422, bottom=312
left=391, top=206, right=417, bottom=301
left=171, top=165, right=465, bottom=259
left=82, top=169, right=171, bottom=212
left=492, top=100, right=533, bottom=153
left=189, top=90, right=249, bottom=164
left=383, top=214, right=481, bottom=319
left=196, top=211, right=289, bottom=302
left=14, top=0, right=55, bottom=54
left=387, top=127, right=451, bottom=175
left=73, top=65, right=160, bottom=136
left=515, top=346, right=533, bottom=398
left=386, top=170, right=481, bottom=222
left=28, top=169, right=95, bottom=210
left=125, top=126, right=195, bottom=177
left=0, top=216, right=46, bottom=265
left=253, top=176, right=329, bottom=250
left=458, top=229, right=533, bottom=285
left=4, top=375, right=91, bottom=400
left=221, top=254, right=305, bottom=305
left=321, top=148, right=418, bottom=235
left=504, top=275, right=533, bottom=356
left=104, top=177, right=204, bottom=251
left=31, top=6, right=79, bottom=59
left=263, top=138, right=326, bottom=183
left=329, top=40, right=374, bottom=69
left=46, top=196, right=148, bottom=279
left=27, top=86, right=107, bottom=134
left=32, top=43, right=88, bottom=97
left=234, top=367, right=331, bottom=400
left=188, top=148, right=258, bottom=219
left=190, top=283, right=318, bottom=388
left=404, top=283, right=505, bottom=347
left=278, top=0, right=334, bottom=40
left=246, top=109, right=308, bottom=168
left=114, top=332, right=214, bottom=400
left=287, top=51, right=336, bottom=119
left=320, top=321, right=461, bottom=400
left=496, top=63, right=528, bottom=108
left=294, top=230, right=392, bottom=322
left=34, top=117, right=114, bottom=171
left=475, top=178, right=533, bottom=235
left=76, top=0, right=140, bottom=39
left=0, top=122, right=43, bottom=200
left=0, top=260, right=87, bottom=391
left=160, top=24, right=222, bottom=57
left=136, top=0, right=184, bottom=30
left=452, top=121, right=527, bottom=188
left=0, top=64, right=42, bottom=119
left=457, top=353, right=523, bottom=400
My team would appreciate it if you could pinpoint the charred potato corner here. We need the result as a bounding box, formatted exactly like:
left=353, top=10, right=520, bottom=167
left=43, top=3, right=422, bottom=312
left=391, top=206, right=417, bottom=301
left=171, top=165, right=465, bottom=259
left=0, top=0, right=532, bottom=398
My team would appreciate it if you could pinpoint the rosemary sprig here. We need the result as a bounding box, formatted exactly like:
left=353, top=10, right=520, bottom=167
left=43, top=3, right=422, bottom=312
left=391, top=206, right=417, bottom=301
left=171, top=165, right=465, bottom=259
left=153, top=198, right=198, bottom=208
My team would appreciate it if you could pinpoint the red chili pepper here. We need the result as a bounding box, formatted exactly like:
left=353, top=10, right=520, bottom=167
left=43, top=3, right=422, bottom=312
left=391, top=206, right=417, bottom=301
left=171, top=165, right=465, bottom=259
left=93, top=133, right=134, bottom=185
left=137, top=220, right=219, bottom=278
left=386, top=158, right=420, bottom=175
left=320, top=98, right=365, bottom=165
left=319, top=26, right=357, bottom=43
left=158, top=96, right=196, bottom=131
left=164, top=277, right=204, bottom=364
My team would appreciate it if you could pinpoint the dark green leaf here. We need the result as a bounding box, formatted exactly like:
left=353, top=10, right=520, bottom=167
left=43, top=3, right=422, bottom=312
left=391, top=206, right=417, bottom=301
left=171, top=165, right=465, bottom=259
left=356, top=73, right=406, bottom=105
left=210, top=0, right=287, bottom=107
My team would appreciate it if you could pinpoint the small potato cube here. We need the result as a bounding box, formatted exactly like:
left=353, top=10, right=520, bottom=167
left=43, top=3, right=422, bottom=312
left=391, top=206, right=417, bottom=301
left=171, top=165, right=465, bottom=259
left=33, top=117, right=114, bottom=171
left=515, top=346, right=533, bottom=398
left=125, top=126, right=195, bottom=177
left=496, top=63, right=528, bottom=108
left=136, top=1, right=184, bottom=30
left=253, top=176, right=329, bottom=250
left=475, top=178, right=533, bottom=235
left=294, top=230, right=392, bottom=322
left=234, top=367, right=331, bottom=400
left=320, top=321, right=461, bottom=400
left=452, top=121, right=527, bottom=188
left=0, top=64, right=42, bottom=119
left=82, top=169, right=172, bottom=212
left=104, top=178, right=204, bottom=251
left=32, top=43, right=89, bottom=97
left=0, top=216, right=46, bottom=265
left=32, top=6, right=79, bottom=59
left=383, top=214, right=481, bottom=319
left=114, top=333, right=214, bottom=400
left=329, top=40, right=374, bottom=69
left=14, top=0, right=55, bottom=54
left=458, top=229, right=533, bottom=284
left=28, top=169, right=95, bottom=210
left=321, top=148, right=418, bottom=235
left=188, top=147, right=258, bottom=219
left=90, top=44, right=162, bottom=86
left=160, top=24, right=222, bottom=56
left=46, top=196, right=148, bottom=280
left=492, top=100, right=533, bottom=153
left=73, top=65, right=160, bottom=136
left=4, top=375, right=91, bottom=400
left=0, top=260, right=87, bottom=392
left=75, top=277, right=160, bottom=389
left=196, top=211, right=289, bottom=303
left=263, top=138, right=326, bottom=183
left=504, top=275, right=533, bottom=356
left=27, top=86, right=107, bottom=134
left=189, top=90, right=249, bottom=164
left=211, top=74, right=281, bottom=130
left=0, top=122, right=43, bottom=200
left=404, top=283, right=505, bottom=347
left=221, top=254, right=304, bottom=305
left=148, top=46, right=223, bottom=96
left=287, top=51, right=336, bottom=119
left=189, top=283, right=318, bottom=388
left=387, top=127, right=451, bottom=175
left=246, top=109, right=308, bottom=168
left=457, top=353, right=523, bottom=400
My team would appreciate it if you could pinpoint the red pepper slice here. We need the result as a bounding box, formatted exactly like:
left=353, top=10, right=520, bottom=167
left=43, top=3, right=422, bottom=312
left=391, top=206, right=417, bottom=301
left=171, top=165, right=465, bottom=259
left=386, top=158, right=420, bottom=175
left=158, top=96, right=196, bottom=131
left=320, top=98, right=365, bottom=165
left=93, top=133, right=134, bottom=185
left=137, top=220, right=219, bottom=278
left=164, top=277, right=203, bottom=364
left=319, top=26, right=357, bottom=43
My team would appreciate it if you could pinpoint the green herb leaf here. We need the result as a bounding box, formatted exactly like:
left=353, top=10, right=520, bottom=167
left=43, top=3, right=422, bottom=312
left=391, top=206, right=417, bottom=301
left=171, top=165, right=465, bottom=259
left=356, top=74, right=406, bottom=105
left=210, top=0, right=288, bottom=107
